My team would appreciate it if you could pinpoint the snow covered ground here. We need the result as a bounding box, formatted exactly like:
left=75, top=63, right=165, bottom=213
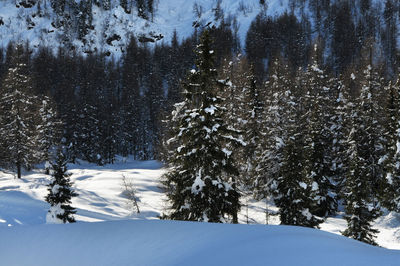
left=0, top=158, right=166, bottom=226
left=1, top=219, right=400, bottom=266
left=1, top=158, right=400, bottom=265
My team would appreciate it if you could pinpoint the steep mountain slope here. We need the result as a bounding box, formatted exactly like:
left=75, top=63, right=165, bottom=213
left=0, top=0, right=287, bottom=57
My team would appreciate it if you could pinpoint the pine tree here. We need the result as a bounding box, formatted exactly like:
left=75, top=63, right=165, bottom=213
left=45, top=150, right=78, bottom=224
left=119, top=36, right=141, bottom=158
left=274, top=91, right=323, bottom=228
left=37, top=95, right=61, bottom=174
left=99, top=60, right=119, bottom=164
left=302, top=51, right=338, bottom=217
left=342, top=126, right=380, bottom=245
left=258, top=59, right=292, bottom=202
left=242, top=67, right=264, bottom=191
left=383, top=75, right=400, bottom=211
left=357, top=65, right=388, bottom=205
left=163, top=29, right=243, bottom=223
left=76, top=86, right=102, bottom=164
left=341, top=66, right=384, bottom=245
left=329, top=77, right=351, bottom=203
left=0, top=45, right=39, bottom=179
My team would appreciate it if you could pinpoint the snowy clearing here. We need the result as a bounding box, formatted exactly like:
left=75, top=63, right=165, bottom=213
left=1, top=158, right=400, bottom=265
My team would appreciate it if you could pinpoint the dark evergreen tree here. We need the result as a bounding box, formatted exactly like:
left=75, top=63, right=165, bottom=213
left=342, top=66, right=384, bottom=245
left=119, top=37, right=144, bottom=159
left=382, top=0, right=398, bottom=74
left=241, top=66, right=264, bottom=190
left=328, top=76, right=351, bottom=201
left=0, top=45, right=39, bottom=178
left=37, top=95, right=61, bottom=174
left=99, top=60, right=119, bottom=164
left=342, top=124, right=380, bottom=245
left=75, top=56, right=103, bottom=164
left=383, top=75, right=400, bottom=211
left=258, top=58, right=292, bottom=201
left=331, top=2, right=357, bottom=73
left=45, top=150, right=78, bottom=224
left=357, top=64, right=388, bottom=205
left=163, top=29, right=243, bottom=223
left=274, top=91, right=323, bottom=228
left=302, top=50, right=338, bottom=217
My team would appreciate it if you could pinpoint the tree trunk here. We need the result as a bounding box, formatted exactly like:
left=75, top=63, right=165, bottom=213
left=233, top=211, right=238, bottom=224
left=17, top=161, right=21, bottom=179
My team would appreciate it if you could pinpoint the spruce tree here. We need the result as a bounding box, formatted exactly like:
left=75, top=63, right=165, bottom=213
left=274, top=94, right=323, bottom=228
left=383, top=75, right=400, bottom=211
left=0, top=45, right=39, bottom=178
left=119, top=36, right=141, bottom=158
left=37, top=95, right=61, bottom=174
left=329, top=77, right=352, bottom=203
left=163, top=29, right=243, bottom=223
left=342, top=126, right=380, bottom=245
left=45, top=150, right=78, bottom=224
left=258, top=59, right=292, bottom=202
left=357, top=65, right=387, bottom=205
left=302, top=52, right=338, bottom=217
left=242, top=67, right=264, bottom=192
left=342, top=67, right=383, bottom=245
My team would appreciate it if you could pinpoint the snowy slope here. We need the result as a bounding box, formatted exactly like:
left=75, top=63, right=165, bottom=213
left=0, top=0, right=289, bottom=57
left=1, top=219, right=400, bottom=266
left=1, top=159, right=400, bottom=250
left=0, top=158, right=166, bottom=226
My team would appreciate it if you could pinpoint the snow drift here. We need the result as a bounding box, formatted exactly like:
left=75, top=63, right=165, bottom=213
left=0, top=219, right=399, bottom=266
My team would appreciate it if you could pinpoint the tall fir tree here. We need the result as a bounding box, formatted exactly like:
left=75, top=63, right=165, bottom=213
left=342, top=125, right=380, bottom=245
left=258, top=58, right=292, bottom=202
left=302, top=51, right=338, bottom=217
left=382, top=75, right=400, bottom=211
left=45, top=150, right=78, bottom=224
left=274, top=90, right=323, bottom=228
left=37, top=95, right=61, bottom=174
left=163, top=29, right=243, bottom=223
left=0, top=45, right=39, bottom=178
left=342, top=67, right=384, bottom=245
left=241, top=66, right=265, bottom=193
left=119, top=36, right=141, bottom=158
left=329, top=76, right=352, bottom=202
left=357, top=65, right=388, bottom=205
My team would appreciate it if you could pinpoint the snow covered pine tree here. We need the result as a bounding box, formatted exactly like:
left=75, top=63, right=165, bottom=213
left=163, top=29, right=244, bottom=223
left=384, top=75, right=400, bottom=211
left=0, top=44, right=40, bottom=178
left=45, top=150, right=78, bottom=224
left=342, top=66, right=384, bottom=245
left=273, top=62, right=323, bottom=228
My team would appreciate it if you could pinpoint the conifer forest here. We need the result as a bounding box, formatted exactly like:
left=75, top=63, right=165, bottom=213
left=2, top=0, right=400, bottom=252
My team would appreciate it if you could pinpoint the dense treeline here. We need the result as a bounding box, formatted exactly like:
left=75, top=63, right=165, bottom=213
left=163, top=32, right=400, bottom=245
left=0, top=39, right=188, bottom=166
left=0, top=22, right=237, bottom=168
left=246, top=0, right=400, bottom=79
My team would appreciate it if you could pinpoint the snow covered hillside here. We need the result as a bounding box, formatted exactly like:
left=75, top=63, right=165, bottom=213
left=0, top=0, right=288, bottom=57
left=1, top=159, right=400, bottom=251
left=1, top=220, right=400, bottom=266
left=0, top=159, right=166, bottom=225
